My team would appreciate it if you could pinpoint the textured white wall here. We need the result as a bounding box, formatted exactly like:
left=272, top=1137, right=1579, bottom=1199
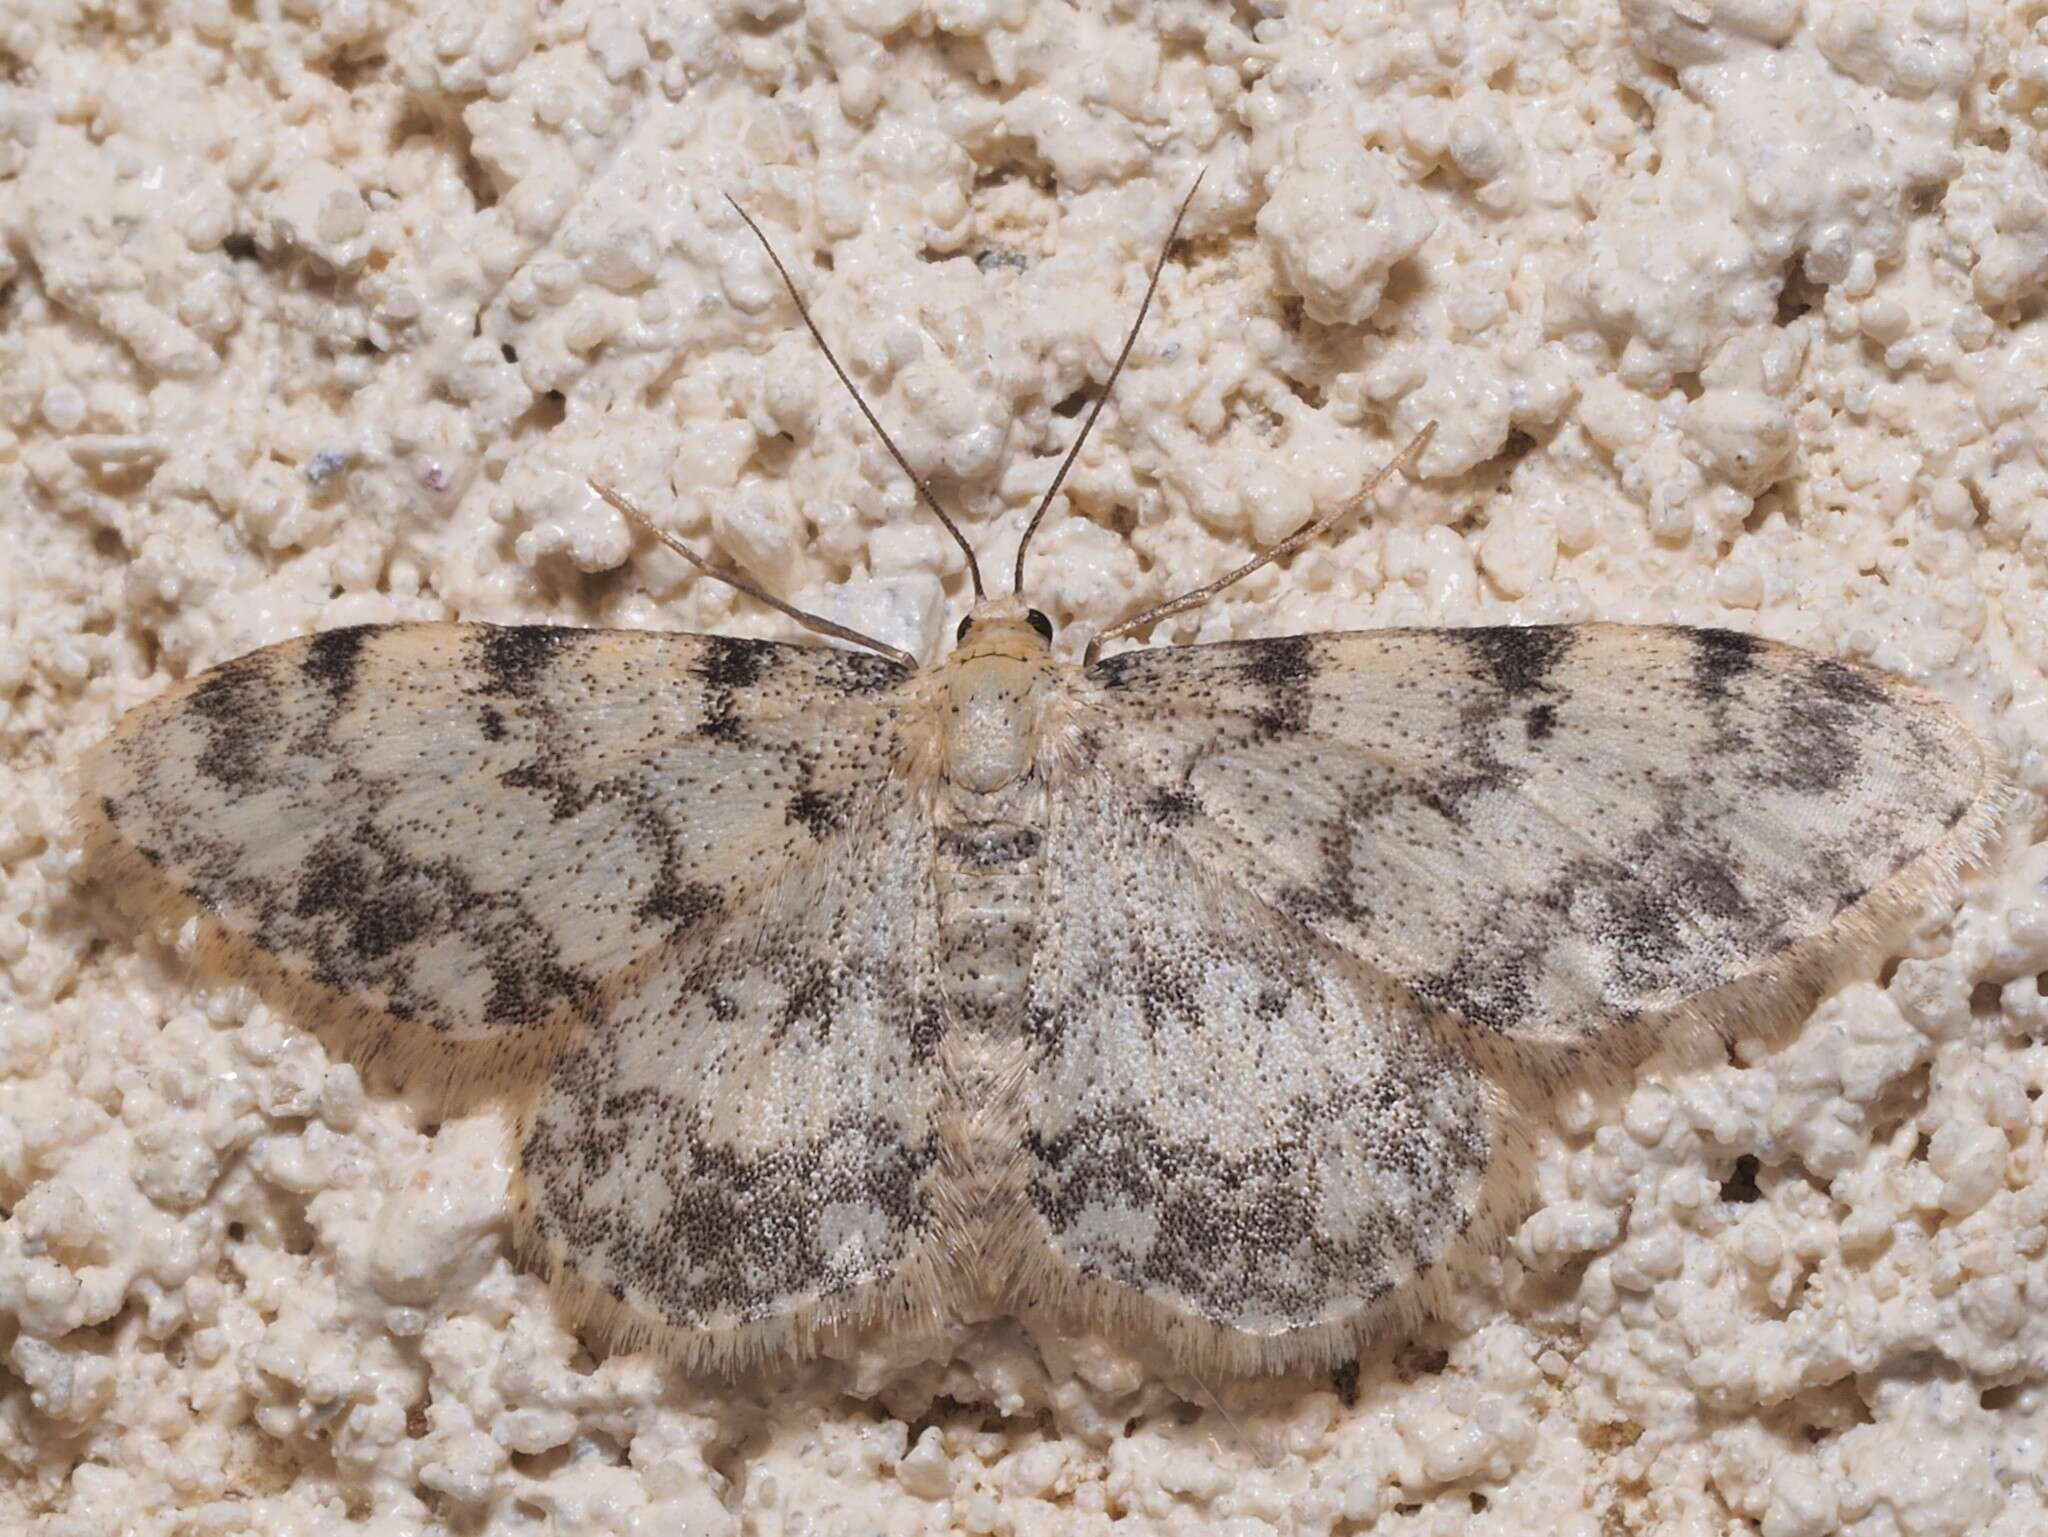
left=3, top=0, right=2047, bottom=1532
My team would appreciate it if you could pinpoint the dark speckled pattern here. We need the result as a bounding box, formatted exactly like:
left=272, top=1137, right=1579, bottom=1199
left=1085, top=625, right=1989, bottom=1045
left=79, top=617, right=1997, bottom=1369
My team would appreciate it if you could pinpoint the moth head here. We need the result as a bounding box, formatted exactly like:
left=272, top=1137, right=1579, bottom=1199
left=950, top=596, right=1054, bottom=661
left=940, top=597, right=1060, bottom=793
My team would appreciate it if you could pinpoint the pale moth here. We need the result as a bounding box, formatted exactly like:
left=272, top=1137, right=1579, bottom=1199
left=79, top=186, right=2005, bottom=1377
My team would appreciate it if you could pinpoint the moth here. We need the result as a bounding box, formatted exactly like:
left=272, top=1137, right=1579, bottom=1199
left=77, top=186, right=2004, bottom=1376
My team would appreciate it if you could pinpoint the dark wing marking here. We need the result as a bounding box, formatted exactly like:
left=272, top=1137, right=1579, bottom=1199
left=1020, top=790, right=1505, bottom=1370
left=1085, top=624, right=2000, bottom=1050
left=79, top=623, right=914, bottom=1082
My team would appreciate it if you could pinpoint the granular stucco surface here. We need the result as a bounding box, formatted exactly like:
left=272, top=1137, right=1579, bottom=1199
left=3, top=0, right=2048, bottom=1532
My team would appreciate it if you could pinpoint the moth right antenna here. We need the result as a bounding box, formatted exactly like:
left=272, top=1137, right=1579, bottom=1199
left=725, top=195, right=987, bottom=602
left=1082, top=423, right=1437, bottom=668
left=1011, top=171, right=1204, bottom=597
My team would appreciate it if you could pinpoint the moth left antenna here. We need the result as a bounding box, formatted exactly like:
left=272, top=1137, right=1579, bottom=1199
left=589, top=479, right=918, bottom=669
left=725, top=195, right=986, bottom=601
left=1082, top=423, right=1437, bottom=668
left=1011, top=171, right=1205, bottom=596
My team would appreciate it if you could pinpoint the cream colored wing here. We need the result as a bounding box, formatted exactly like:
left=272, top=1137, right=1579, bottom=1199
left=1021, top=791, right=1507, bottom=1372
left=1085, top=623, right=2002, bottom=1055
left=79, top=623, right=948, bottom=1363
left=79, top=623, right=914, bottom=1084
left=516, top=789, right=946, bottom=1368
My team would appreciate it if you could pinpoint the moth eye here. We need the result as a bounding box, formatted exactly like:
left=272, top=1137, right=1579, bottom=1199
left=956, top=616, right=974, bottom=642
left=1026, top=609, right=1054, bottom=642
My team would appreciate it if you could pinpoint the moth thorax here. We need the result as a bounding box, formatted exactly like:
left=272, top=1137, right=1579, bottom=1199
left=941, top=654, right=1055, bottom=794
